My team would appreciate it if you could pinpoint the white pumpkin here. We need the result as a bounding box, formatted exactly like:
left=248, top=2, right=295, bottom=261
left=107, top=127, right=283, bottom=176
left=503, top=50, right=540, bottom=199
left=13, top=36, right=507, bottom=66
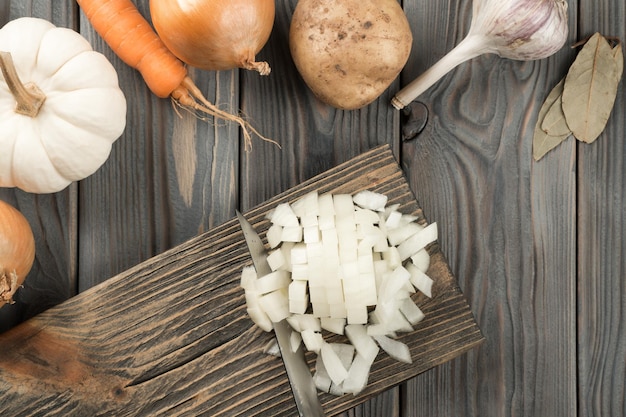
left=0, top=17, right=126, bottom=193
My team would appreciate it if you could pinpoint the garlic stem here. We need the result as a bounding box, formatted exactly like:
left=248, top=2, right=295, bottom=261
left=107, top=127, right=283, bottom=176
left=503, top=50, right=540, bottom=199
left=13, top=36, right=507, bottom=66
left=392, top=34, right=492, bottom=110
left=0, top=51, right=46, bottom=117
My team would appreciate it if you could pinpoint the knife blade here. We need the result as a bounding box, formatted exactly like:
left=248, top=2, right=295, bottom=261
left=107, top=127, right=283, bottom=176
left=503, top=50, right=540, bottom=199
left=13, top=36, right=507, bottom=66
left=236, top=210, right=326, bottom=417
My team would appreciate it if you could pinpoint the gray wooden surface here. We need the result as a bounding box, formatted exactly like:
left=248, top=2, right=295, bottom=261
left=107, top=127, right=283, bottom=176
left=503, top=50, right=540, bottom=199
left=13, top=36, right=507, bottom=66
left=1, top=1, right=624, bottom=416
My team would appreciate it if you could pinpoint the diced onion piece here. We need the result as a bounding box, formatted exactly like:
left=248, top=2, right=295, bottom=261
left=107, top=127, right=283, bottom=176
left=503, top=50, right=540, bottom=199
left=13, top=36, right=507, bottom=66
left=289, top=299, right=308, bottom=315
left=267, top=249, right=286, bottom=271
left=333, top=194, right=355, bottom=217
left=328, top=382, right=344, bottom=397
left=300, top=214, right=318, bottom=228
left=353, top=190, right=388, bottom=211
left=258, top=289, right=289, bottom=322
left=317, top=192, right=335, bottom=215
left=290, top=243, right=308, bottom=265
left=407, top=262, right=434, bottom=297
left=345, top=324, right=379, bottom=363
left=281, top=225, right=303, bottom=242
left=301, top=329, right=324, bottom=353
left=331, top=343, right=355, bottom=368
left=378, top=265, right=411, bottom=303
left=342, top=353, right=376, bottom=394
left=247, top=307, right=273, bottom=332
left=373, top=334, right=412, bottom=364
left=318, top=213, right=335, bottom=230
left=399, top=298, right=425, bottom=325
left=291, top=264, right=308, bottom=280
left=382, top=246, right=402, bottom=270
left=314, top=354, right=333, bottom=393
left=321, top=317, right=346, bottom=335
left=383, top=203, right=400, bottom=215
left=329, top=303, right=347, bottom=319
left=288, top=280, right=308, bottom=301
left=303, top=225, right=321, bottom=243
left=321, top=342, right=349, bottom=385
left=290, top=313, right=321, bottom=332
left=366, top=323, right=390, bottom=336
left=371, top=301, right=413, bottom=334
left=410, top=248, right=431, bottom=273
left=290, top=329, right=303, bottom=352
left=354, top=208, right=380, bottom=225
left=266, top=224, right=283, bottom=249
left=271, top=203, right=299, bottom=227
left=240, top=265, right=257, bottom=290
left=397, top=222, right=438, bottom=261
left=256, top=270, right=291, bottom=294
left=288, top=280, right=309, bottom=314
left=384, top=210, right=402, bottom=229
left=346, top=305, right=369, bottom=325
left=306, top=241, right=324, bottom=259
left=386, top=222, right=425, bottom=247
left=312, top=302, right=331, bottom=317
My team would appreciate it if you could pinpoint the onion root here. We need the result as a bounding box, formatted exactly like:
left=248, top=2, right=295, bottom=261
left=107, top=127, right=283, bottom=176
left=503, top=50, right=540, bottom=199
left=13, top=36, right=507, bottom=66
left=0, top=269, right=20, bottom=305
left=171, top=77, right=280, bottom=151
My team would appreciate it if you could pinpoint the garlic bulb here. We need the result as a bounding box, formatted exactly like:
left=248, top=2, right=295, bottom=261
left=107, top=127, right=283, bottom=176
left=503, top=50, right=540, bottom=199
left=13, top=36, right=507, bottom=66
left=392, top=0, right=568, bottom=109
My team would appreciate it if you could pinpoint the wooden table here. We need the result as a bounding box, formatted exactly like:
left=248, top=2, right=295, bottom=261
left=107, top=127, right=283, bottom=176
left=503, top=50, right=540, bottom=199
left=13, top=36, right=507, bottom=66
left=1, top=1, right=624, bottom=416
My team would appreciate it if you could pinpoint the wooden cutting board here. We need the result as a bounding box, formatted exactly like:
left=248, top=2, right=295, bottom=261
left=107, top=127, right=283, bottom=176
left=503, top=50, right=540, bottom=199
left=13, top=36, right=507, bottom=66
left=0, top=145, right=483, bottom=416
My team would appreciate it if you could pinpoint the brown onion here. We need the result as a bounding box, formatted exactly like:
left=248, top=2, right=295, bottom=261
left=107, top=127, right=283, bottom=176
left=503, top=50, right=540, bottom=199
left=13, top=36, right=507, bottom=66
left=0, top=200, right=35, bottom=308
left=150, top=0, right=275, bottom=75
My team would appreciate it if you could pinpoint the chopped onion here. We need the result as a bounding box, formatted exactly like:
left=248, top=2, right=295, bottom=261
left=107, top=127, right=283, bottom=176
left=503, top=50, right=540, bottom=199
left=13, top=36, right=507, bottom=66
left=240, top=190, right=437, bottom=395
left=321, top=342, right=349, bottom=384
left=372, top=334, right=412, bottom=364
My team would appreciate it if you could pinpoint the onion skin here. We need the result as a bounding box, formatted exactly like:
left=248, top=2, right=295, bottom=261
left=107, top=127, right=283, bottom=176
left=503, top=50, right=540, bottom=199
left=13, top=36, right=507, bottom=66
left=0, top=200, right=36, bottom=308
left=150, top=0, right=275, bottom=74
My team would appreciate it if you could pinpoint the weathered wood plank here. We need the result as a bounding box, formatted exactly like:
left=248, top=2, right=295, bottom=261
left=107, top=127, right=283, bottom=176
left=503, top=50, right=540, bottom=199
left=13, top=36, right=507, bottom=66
left=577, top=2, right=626, bottom=417
left=0, top=1, right=79, bottom=332
left=0, top=146, right=482, bottom=416
left=399, top=1, right=577, bottom=416
left=75, top=0, right=241, bottom=291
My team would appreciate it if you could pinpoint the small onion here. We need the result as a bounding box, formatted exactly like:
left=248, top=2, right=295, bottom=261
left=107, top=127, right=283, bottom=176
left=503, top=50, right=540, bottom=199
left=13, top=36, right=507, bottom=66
left=150, top=0, right=275, bottom=75
left=0, top=200, right=35, bottom=308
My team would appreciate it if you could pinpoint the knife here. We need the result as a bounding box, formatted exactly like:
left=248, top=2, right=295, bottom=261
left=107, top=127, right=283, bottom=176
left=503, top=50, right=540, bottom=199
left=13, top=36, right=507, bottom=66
left=236, top=211, right=326, bottom=417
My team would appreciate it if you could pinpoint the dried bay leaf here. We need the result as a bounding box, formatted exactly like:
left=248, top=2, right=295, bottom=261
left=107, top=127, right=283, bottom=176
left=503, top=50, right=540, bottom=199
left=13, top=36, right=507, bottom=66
left=562, top=33, right=622, bottom=143
left=541, top=80, right=571, bottom=136
left=533, top=79, right=571, bottom=160
left=613, top=41, right=624, bottom=80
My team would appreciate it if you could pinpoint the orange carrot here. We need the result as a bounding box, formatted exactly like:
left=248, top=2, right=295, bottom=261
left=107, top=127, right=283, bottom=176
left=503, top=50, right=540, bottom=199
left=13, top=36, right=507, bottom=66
left=76, top=0, right=275, bottom=149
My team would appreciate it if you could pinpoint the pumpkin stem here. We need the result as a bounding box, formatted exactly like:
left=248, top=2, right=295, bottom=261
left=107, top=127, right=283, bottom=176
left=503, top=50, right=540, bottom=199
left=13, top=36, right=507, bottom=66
left=0, top=51, right=46, bottom=117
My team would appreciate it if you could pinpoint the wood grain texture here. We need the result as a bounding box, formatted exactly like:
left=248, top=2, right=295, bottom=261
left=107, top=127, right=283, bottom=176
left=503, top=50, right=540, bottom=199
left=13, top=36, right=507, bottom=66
left=577, top=2, right=626, bottom=416
left=0, top=1, right=79, bottom=332
left=399, top=1, right=578, bottom=416
left=75, top=0, right=241, bottom=290
left=3, top=0, right=625, bottom=416
left=0, top=146, right=482, bottom=416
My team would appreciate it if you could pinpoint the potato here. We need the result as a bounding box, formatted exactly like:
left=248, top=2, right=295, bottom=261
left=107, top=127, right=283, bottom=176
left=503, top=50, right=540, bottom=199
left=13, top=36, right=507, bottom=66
left=289, top=0, right=413, bottom=110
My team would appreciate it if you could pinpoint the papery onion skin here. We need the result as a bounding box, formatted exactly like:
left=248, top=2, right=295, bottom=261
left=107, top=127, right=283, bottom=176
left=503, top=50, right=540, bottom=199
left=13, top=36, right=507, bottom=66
left=150, top=0, right=275, bottom=75
left=0, top=200, right=36, bottom=308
